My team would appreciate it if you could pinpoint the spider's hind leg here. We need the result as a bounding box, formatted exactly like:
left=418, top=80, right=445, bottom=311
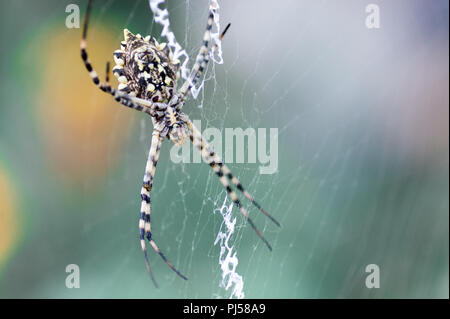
left=178, top=7, right=231, bottom=101
left=81, top=0, right=157, bottom=116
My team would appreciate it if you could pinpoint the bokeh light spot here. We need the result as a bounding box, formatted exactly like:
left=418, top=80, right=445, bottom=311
left=29, top=24, right=136, bottom=187
left=0, top=164, right=19, bottom=269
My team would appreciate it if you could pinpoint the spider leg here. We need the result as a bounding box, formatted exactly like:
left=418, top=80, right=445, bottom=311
left=138, top=129, right=161, bottom=288
left=178, top=8, right=231, bottom=101
left=105, top=61, right=110, bottom=84
left=81, top=0, right=157, bottom=116
left=188, top=122, right=280, bottom=227
left=140, top=129, right=188, bottom=284
left=187, top=121, right=274, bottom=251
left=215, top=162, right=280, bottom=227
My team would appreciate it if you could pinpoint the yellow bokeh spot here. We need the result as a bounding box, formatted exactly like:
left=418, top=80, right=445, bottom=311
left=0, top=165, right=18, bottom=268
left=28, top=24, right=136, bottom=186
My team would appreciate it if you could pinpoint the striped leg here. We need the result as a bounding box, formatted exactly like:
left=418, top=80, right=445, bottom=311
left=187, top=121, right=277, bottom=251
left=188, top=122, right=279, bottom=227
left=178, top=8, right=231, bottom=101
left=81, top=0, right=157, bottom=116
left=105, top=61, right=110, bottom=84
left=217, top=163, right=280, bottom=227
left=139, top=129, right=187, bottom=287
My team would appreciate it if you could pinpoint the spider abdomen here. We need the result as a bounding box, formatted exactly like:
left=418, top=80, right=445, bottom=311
left=81, top=0, right=278, bottom=287
left=112, top=29, right=181, bottom=103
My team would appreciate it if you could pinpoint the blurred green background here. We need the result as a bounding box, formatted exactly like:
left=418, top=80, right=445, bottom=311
left=0, top=0, right=448, bottom=298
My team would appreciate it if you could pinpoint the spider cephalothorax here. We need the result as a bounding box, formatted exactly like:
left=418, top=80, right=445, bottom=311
left=81, top=0, right=279, bottom=288
left=166, top=108, right=189, bottom=146
left=113, top=29, right=180, bottom=103
left=157, top=106, right=189, bottom=146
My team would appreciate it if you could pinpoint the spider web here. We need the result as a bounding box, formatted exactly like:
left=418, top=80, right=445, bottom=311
left=12, top=0, right=443, bottom=299
left=80, top=0, right=448, bottom=299
left=148, top=0, right=244, bottom=299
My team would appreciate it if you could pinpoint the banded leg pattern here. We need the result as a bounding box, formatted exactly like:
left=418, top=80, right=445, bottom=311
left=81, top=0, right=157, bottom=116
left=139, top=129, right=187, bottom=287
left=178, top=7, right=231, bottom=101
left=187, top=122, right=279, bottom=251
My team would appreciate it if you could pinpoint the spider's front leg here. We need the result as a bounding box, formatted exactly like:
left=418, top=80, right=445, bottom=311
left=186, top=121, right=280, bottom=251
left=139, top=128, right=187, bottom=287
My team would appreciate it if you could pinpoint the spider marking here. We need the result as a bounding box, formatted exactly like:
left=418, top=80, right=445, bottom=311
left=80, top=0, right=280, bottom=288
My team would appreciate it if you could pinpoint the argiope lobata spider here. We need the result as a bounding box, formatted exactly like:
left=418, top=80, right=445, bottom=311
left=80, top=0, right=280, bottom=287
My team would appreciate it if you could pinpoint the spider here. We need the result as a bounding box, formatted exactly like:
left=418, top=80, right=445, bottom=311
left=80, top=0, right=280, bottom=287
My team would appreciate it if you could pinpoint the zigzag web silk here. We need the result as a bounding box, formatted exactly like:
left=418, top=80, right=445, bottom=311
left=54, top=0, right=444, bottom=299
left=87, top=0, right=304, bottom=300
left=149, top=0, right=244, bottom=298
